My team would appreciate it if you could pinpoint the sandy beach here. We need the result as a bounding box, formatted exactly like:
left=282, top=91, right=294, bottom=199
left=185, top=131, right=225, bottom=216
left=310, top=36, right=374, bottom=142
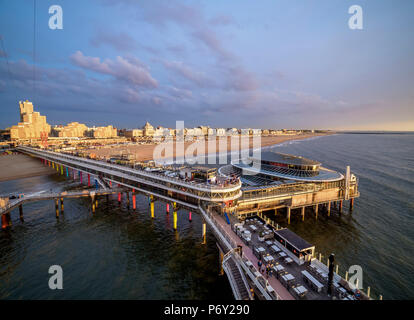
left=0, top=154, right=56, bottom=182
left=84, top=133, right=329, bottom=162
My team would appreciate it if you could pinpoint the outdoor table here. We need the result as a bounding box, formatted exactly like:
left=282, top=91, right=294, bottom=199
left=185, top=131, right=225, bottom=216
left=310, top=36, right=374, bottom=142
left=293, top=285, right=308, bottom=297
left=301, top=270, right=324, bottom=293
left=284, top=257, right=293, bottom=264
left=250, top=225, right=257, bottom=232
left=270, top=245, right=281, bottom=253
left=263, top=255, right=274, bottom=263
left=278, top=252, right=287, bottom=258
left=273, top=265, right=285, bottom=272
left=258, top=247, right=265, bottom=253
left=265, top=240, right=273, bottom=246
left=281, top=274, right=295, bottom=283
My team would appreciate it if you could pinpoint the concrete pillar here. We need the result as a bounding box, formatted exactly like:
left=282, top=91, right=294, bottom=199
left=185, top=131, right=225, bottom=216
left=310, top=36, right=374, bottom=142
left=287, top=207, right=291, bottom=224
left=327, top=202, right=331, bottom=217
left=301, top=206, right=305, bottom=221
left=314, top=204, right=318, bottom=219
left=60, top=198, right=64, bottom=213
left=173, top=202, right=177, bottom=230
left=19, top=204, right=24, bottom=222
left=202, top=221, right=206, bottom=244
left=55, top=199, right=59, bottom=218
left=189, top=211, right=192, bottom=222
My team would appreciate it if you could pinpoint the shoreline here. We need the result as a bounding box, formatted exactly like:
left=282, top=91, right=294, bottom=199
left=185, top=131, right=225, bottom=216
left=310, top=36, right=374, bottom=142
left=0, top=154, right=56, bottom=183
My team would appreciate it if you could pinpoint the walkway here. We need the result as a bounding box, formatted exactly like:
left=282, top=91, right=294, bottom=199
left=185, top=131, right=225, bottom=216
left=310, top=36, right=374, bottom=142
left=213, top=212, right=294, bottom=300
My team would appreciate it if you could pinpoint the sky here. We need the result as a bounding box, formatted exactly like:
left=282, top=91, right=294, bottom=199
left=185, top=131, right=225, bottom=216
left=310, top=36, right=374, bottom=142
left=0, top=0, right=413, bottom=130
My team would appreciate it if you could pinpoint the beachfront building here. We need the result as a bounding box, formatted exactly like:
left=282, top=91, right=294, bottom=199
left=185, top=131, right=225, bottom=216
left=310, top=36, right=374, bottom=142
left=227, top=128, right=239, bottom=136
left=88, top=125, right=118, bottom=138
left=10, top=101, right=51, bottom=140
left=53, top=122, right=88, bottom=138
left=143, top=121, right=155, bottom=137
left=124, top=129, right=143, bottom=138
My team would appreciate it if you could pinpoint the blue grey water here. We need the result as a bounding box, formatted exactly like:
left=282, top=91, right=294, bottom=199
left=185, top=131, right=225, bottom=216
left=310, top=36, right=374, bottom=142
left=0, top=133, right=413, bottom=299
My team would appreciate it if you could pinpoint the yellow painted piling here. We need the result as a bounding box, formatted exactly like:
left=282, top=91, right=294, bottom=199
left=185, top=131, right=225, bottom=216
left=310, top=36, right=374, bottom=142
left=202, top=222, right=206, bottom=244
left=173, top=202, right=177, bottom=230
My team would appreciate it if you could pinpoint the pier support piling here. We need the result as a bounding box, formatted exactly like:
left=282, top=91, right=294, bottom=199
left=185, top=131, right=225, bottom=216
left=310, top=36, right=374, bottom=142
left=339, top=200, right=343, bottom=214
left=91, top=195, right=96, bottom=214
left=301, top=206, right=305, bottom=221
left=126, top=192, right=130, bottom=208
left=55, top=199, right=59, bottom=218
left=173, top=202, right=177, bottom=230
left=117, top=192, right=121, bottom=203
left=2, top=214, right=9, bottom=229
left=87, top=174, right=90, bottom=187
left=327, top=202, right=331, bottom=217
left=19, top=204, right=24, bottom=222
left=150, top=195, right=154, bottom=218
left=202, top=221, right=206, bottom=244
left=166, top=203, right=169, bottom=214
left=287, top=207, right=291, bottom=225
left=60, top=198, right=64, bottom=213
left=314, top=204, right=318, bottom=219
left=132, top=192, right=136, bottom=210
left=349, top=198, right=354, bottom=213
left=189, top=211, right=192, bottom=222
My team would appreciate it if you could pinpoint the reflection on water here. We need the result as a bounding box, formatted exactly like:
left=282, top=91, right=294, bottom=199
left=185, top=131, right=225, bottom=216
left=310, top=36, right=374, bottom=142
left=0, top=175, right=233, bottom=299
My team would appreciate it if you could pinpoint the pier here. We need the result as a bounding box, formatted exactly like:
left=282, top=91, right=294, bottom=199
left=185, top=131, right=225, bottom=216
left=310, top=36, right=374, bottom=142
left=0, top=146, right=366, bottom=300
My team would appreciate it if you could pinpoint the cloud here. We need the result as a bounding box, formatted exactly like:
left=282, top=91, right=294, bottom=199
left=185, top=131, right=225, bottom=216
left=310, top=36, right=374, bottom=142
left=161, top=60, right=214, bottom=87
left=0, top=49, right=7, bottom=58
left=90, top=31, right=137, bottom=52
left=70, top=51, right=158, bottom=88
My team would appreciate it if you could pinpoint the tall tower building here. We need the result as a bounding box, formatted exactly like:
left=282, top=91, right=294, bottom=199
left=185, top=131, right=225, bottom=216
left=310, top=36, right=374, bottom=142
left=10, top=101, right=51, bottom=140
